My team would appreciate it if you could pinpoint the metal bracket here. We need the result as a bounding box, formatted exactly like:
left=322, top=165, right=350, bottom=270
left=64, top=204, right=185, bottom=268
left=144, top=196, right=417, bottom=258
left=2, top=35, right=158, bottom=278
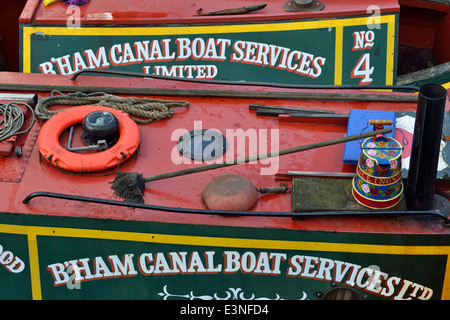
left=284, top=0, right=324, bottom=12
left=67, top=126, right=108, bottom=152
left=258, top=183, right=291, bottom=194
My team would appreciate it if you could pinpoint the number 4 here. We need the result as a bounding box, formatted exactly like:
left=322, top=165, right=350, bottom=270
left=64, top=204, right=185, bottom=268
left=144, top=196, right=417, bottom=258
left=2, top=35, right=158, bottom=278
left=351, top=53, right=374, bottom=85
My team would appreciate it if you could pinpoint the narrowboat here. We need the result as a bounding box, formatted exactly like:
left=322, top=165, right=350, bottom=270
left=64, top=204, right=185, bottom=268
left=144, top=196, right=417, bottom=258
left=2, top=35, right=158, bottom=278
left=0, top=0, right=448, bottom=301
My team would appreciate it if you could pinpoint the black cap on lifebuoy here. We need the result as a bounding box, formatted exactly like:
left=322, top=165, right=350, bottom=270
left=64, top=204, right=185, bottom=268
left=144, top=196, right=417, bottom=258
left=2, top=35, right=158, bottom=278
left=82, top=110, right=120, bottom=147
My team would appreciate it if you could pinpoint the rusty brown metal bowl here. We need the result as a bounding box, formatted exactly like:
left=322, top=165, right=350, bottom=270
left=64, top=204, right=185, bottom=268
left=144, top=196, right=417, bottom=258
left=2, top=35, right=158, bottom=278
left=202, top=174, right=258, bottom=211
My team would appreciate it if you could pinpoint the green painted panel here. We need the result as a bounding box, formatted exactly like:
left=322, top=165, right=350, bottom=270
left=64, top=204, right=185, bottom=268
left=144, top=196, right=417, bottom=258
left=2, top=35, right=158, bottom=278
left=0, top=212, right=447, bottom=300
left=342, top=24, right=389, bottom=85
left=0, top=233, right=32, bottom=299
left=21, top=14, right=398, bottom=85
left=36, top=237, right=446, bottom=300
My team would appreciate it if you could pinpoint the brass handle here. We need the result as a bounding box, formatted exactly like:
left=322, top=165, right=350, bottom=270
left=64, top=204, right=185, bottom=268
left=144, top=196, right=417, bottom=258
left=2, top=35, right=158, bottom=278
left=368, top=119, right=393, bottom=125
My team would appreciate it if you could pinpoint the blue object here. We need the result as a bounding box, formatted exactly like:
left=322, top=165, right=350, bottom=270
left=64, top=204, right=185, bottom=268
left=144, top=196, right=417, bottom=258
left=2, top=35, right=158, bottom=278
left=343, top=109, right=396, bottom=164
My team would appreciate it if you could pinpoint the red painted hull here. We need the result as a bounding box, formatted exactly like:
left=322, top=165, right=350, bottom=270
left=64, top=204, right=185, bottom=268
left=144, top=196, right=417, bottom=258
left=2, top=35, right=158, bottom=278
left=0, top=71, right=448, bottom=236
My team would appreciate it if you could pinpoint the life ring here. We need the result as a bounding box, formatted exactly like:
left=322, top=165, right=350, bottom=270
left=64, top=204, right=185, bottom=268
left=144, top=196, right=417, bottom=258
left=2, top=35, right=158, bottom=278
left=38, top=106, right=140, bottom=172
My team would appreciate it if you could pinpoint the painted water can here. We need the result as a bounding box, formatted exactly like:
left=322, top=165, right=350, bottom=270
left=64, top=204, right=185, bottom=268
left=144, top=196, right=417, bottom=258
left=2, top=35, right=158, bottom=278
left=352, top=133, right=403, bottom=209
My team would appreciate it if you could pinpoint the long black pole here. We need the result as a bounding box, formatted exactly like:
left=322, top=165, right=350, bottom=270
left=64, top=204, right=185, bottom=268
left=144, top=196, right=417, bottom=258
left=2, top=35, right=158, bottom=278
left=143, top=128, right=392, bottom=182
left=405, top=84, right=447, bottom=210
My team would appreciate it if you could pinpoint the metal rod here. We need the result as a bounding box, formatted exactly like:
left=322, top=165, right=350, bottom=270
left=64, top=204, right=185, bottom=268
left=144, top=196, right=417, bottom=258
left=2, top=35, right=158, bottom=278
left=196, top=4, right=267, bottom=15
left=249, top=103, right=335, bottom=114
left=287, top=171, right=355, bottom=178
left=0, top=83, right=419, bottom=103
left=70, top=68, right=419, bottom=92
left=22, top=191, right=450, bottom=226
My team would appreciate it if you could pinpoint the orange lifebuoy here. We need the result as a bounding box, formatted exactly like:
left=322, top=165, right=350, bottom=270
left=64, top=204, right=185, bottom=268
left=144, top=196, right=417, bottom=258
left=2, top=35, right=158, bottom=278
left=38, top=106, right=140, bottom=172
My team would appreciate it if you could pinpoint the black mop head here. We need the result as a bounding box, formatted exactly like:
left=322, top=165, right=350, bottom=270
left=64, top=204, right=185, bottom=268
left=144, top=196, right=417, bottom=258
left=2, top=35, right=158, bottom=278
left=111, top=172, right=146, bottom=203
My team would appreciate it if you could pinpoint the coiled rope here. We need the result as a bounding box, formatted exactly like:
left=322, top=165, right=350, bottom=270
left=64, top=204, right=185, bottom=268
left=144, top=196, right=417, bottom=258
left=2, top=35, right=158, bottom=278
left=0, top=102, right=35, bottom=141
left=35, top=91, right=189, bottom=124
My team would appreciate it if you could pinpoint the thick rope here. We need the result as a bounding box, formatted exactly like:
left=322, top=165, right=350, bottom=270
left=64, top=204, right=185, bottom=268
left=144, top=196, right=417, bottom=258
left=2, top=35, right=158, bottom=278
left=35, top=91, right=189, bottom=124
